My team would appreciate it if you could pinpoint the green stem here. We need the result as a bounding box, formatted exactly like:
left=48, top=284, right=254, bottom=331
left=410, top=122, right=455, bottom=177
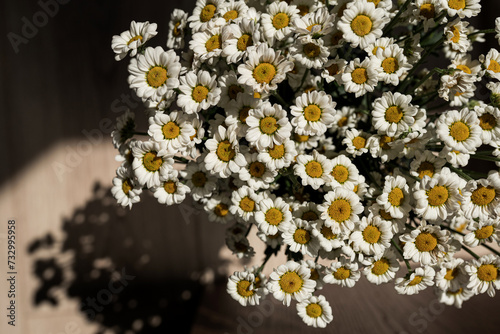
left=392, top=239, right=413, bottom=273
left=468, top=29, right=496, bottom=38
left=470, top=154, right=500, bottom=163
left=255, top=251, right=273, bottom=276
left=174, top=156, right=189, bottom=164
left=134, top=131, right=149, bottom=136
left=412, top=68, right=438, bottom=91
left=448, top=165, right=474, bottom=181
left=383, top=0, right=412, bottom=35
left=272, top=90, right=289, bottom=108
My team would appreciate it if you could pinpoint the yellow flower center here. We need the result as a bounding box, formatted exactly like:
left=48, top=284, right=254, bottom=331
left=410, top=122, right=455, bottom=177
left=488, top=60, right=500, bottom=73
left=331, top=31, right=343, bottom=46
left=303, top=43, right=321, bottom=59
left=163, top=180, right=177, bottom=194
left=216, top=140, right=236, bottom=162
left=214, top=203, right=229, bottom=217
left=265, top=208, right=283, bottom=226
left=388, top=187, right=404, bottom=207
left=456, top=64, right=471, bottom=74
left=448, top=0, right=466, bottom=10
left=382, top=57, right=399, bottom=74
left=253, top=92, right=261, bottom=99
left=351, top=68, right=368, bottom=84
left=239, top=107, right=250, bottom=123
left=372, top=46, right=385, bottom=55
left=237, top=33, right=253, bottom=51
left=310, top=268, right=319, bottom=281
left=191, top=171, right=207, bottom=187
left=268, top=232, right=280, bottom=239
left=122, top=179, right=132, bottom=195
left=385, top=105, right=403, bottom=123
left=367, top=0, right=381, bottom=5
left=326, top=63, right=339, bottom=76
left=200, top=4, right=216, bottom=22
left=143, top=151, right=163, bottom=172
left=236, top=280, right=255, bottom=297
left=192, top=85, right=209, bottom=103
left=362, top=225, right=382, bottom=244
left=427, top=185, right=449, bottom=207
left=249, top=161, right=266, bottom=178
left=338, top=116, right=348, bottom=127
left=372, top=258, right=390, bottom=275
left=331, top=165, right=349, bottom=184
left=127, top=35, right=143, bottom=45
left=420, top=3, right=435, bottom=19
left=305, top=303, right=323, bottom=318
left=297, top=5, right=309, bottom=16
left=223, top=10, right=238, bottom=21
left=408, top=275, right=423, bottom=286
left=228, top=84, right=244, bottom=100
left=205, top=34, right=221, bottom=52
left=253, top=63, right=277, bottom=84
left=379, top=135, right=394, bottom=150
left=417, top=161, right=435, bottom=179
left=304, top=104, right=322, bottom=122
left=449, top=121, right=470, bottom=142
left=479, top=113, right=496, bottom=131
left=302, top=211, right=319, bottom=221
left=269, top=144, right=285, bottom=159
left=307, top=23, right=320, bottom=32
left=471, top=186, right=496, bottom=206
left=162, top=121, right=180, bottom=139
left=305, top=161, right=323, bottom=178
left=379, top=209, right=393, bottom=220
left=279, top=271, right=303, bottom=294
left=477, top=264, right=498, bottom=282
left=146, top=66, right=168, bottom=88
left=272, top=12, right=290, bottom=30
left=351, top=15, right=373, bottom=37
left=240, top=196, right=255, bottom=212
left=334, top=267, right=351, bottom=280
left=475, top=225, right=494, bottom=240
left=260, top=116, right=279, bottom=134
left=294, top=133, right=310, bottom=142
left=328, top=199, right=352, bottom=222
left=415, top=232, right=438, bottom=252
left=444, top=268, right=459, bottom=281
left=173, top=22, right=182, bottom=37
left=451, top=25, right=460, bottom=43
left=352, top=136, right=366, bottom=150
left=293, top=228, right=311, bottom=244
left=321, top=225, right=336, bottom=240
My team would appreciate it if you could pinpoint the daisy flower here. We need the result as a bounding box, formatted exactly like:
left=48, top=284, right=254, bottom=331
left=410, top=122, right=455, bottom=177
left=111, top=21, right=157, bottom=61
left=181, top=162, right=217, bottom=201
left=450, top=53, right=482, bottom=78
left=435, top=258, right=468, bottom=291
left=323, top=257, right=361, bottom=288
left=362, top=249, right=400, bottom=285
left=294, top=150, right=333, bottom=190
left=290, top=90, right=336, bottom=136
left=245, top=101, right=292, bottom=150
left=188, top=0, right=224, bottom=33
left=371, top=92, right=417, bottom=137
left=230, top=185, right=261, bottom=223
left=220, top=0, right=249, bottom=23
left=166, top=9, right=188, bottom=50
left=460, top=175, right=500, bottom=220
left=260, top=1, right=300, bottom=45
left=444, top=19, right=471, bottom=54
left=438, top=71, right=476, bottom=103
left=258, top=230, right=284, bottom=249
left=435, top=108, right=482, bottom=154
left=131, top=141, right=174, bottom=188
left=318, top=187, right=364, bottom=233
left=258, top=139, right=297, bottom=171
left=204, top=125, right=246, bottom=178
left=439, top=145, right=471, bottom=168
left=438, top=287, right=475, bottom=308
left=222, top=19, right=260, bottom=64
left=463, top=219, right=500, bottom=247
left=349, top=213, right=393, bottom=256
left=238, top=43, right=294, bottom=94
left=293, top=6, right=335, bottom=37
left=177, top=70, right=221, bottom=114
left=267, top=260, right=316, bottom=306
left=337, top=0, right=389, bottom=49
left=300, top=259, right=326, bottom=290
left=227, top=234, right=256, bottom=259
left=293, top=202, right=321, bottom=223
left=204, top=194, right=234, bottom=224
left=111, top=110, right=135, bottom=149
left=311, top=220, right=346, bottom=253
left=111, top=165, right=142, bottom=209
left=409, top=150, right=446, bottom=180
left=342, top=129, right=369, bottom=157
left=227, top=270, right=263, bottom=306
left=342, top=57, right=380, bottom=97
left=363, top=36, right=395, bottom=56
left=440, top=0, right=481, bottom=18
left=238, top=152, right=278, bottom=190
left=254, top=195, right=292, bottom=235
left=400, top=223, right=451, bottom=266
left=148, top=111, right=195, bottom=153
left=296, top=295, right=333, bottom=328
left=127, top=46, right=181, bottom=102
left=151, top=170, right=190, bottom=206
left=394, top=266, right=435, bottom=295
left=372, top=44, right=412, bottom=86
left=283, top=219, right=320, bottom=257
left=289, top=36, right=330, bottom=69
left=321, top=57, right=347, bottom=84
left=326, top=154, right=359, bottom=191
left=376, top=175, right=411, bottom=219
left=465, top=254, right=500, bottom=297
left=411, top=0, right=443, bottom=32
left=474, top=105, right=500, bottom=144
left=225, top=93, right=261, bottom=138
left=190, top=19, right=225, bottom=65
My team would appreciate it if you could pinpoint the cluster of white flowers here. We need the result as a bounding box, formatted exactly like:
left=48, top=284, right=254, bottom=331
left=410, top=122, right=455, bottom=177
left=110, top=0, right=500, bottom=328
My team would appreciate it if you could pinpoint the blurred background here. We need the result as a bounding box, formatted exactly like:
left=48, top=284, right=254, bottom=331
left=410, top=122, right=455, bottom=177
left=1, top=0, right=500, bottom=333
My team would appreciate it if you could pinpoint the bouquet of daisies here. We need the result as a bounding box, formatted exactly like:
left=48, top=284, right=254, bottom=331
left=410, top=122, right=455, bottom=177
left=110, top=0, right=500, bottom=328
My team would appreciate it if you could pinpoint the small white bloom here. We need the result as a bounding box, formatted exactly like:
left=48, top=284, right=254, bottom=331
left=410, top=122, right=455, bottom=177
left=371, top=92, right=418, bottom=137
left=267, top=261, right=316, bottom=306
left=177, top=70, right=221, bottom=114
left=318, top=187, right=364, bottom=233
left=342, top=57, right=381, bottom=97
left=294, top=150, right=333, bottom=190
left=111, top=165, right=142, bottom=209
left=395, top=266, right=435, bottom=295
left=465, top=254, right=500, bottom=297
left=296, top=295, right=333, bottom=328
left=323, top=257, right=361, bottom=288
left=111, top=21, right=157, bottom=61
left=290, top=90, right=337, bottom=136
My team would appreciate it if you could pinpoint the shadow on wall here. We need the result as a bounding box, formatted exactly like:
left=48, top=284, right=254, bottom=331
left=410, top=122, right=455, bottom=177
left=28, top=182, right=230, bottom=334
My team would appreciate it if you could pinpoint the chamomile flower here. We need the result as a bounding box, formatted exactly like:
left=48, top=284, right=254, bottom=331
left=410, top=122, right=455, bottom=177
left=258, top=139, right=297, bottom=171
left=400, top=223, right=451, bottom=266
left=188, top=0, right=224, bottom=33
left=371, top=92, right=417, bottom=137
left=349, top=213, right=393, bottom=256
left=222, top=19, right=260, bottom=64
left=267, top=260, right=316, bottom=306
left=444, top=19, right=471, bottom=54
left=190, top=20, right=225, bottom=65
left=182, top=162, right=217, bottom=201
left=290, top=36, right=330, bottom=69
left=111, top=165, right=142, bottom=209
left=220, top=0, right=249, bottom=23
left=230, top=185, right=261, bottom=223
left=227, top=270, right=262, bottom=306
left=439, top=145, right=471, bottom=167
left=337, top=0, right=389, bottom=49
left=151, top=170, right=190, bottom=205
left=323, top=257, right=361, bottom=288
left=394, top=266, right=435, bottom=295
left=294, top=150, right=333, bottom=190
left=318, top=187, right=364, bottom=233
left=438, top=287, right=475, bottom=308
left=342, top=57, right=380, bottom=97
left=283, top=219, right=320, bottom=257
left=435, top=108, right=482, bottom=154
left=255, top=195, right=292, bottom=235
left=342, top=129, right=369, bottom=157
left=438, top=71, right=476, bottom=103
left=293, top=6, right=334, bottom=37
left=205, top=194, right=233, bottom=223
left=238, top=152, right=277, bottom=190
left=296, top=295, right=333, bottom=328
left=321, top=57, right=347, bottom=83
left=290, top=90, right=336, bottom=136
left=440, top=0, right=481, bottom=18
left=204, top=125, right=246, bottom=178
left=148, top=111, right=195, bottom=153
left=127, top=46, right=181, bottom=102
left=178, top=70, right=221, bottom=114
left=409, top=150, right=446, bottom=180
left=465, top=254, right=500, bottom=297
left=326, top=154, right=359, bottom=191
left=362, top=249, right=400, bottom=285
left=217, top=71, right=248, bottom=110
left=260, top=1, right=300, bottom=45
left=245, top=101, right=292, bottom=150
left=372, top=44, right=412, bottom=86
left=411, top=0, right=443, bottom=32
left=238, top=43, right=294, bottom=94
left=111, top=110, right=135, bottom=149
left=111, top=21, right=158, bottom=61
left=376, top=175, right=411, bottom=219
left=474, top=105, right=500, bottom=144
left=166, top=9, right=188, bottom=50
left=450, top=53, right=482, bottom=78
left=311, top=220, right=346, bottom=252
left=227, top=234, right=256, bottom=259
left=463, top=219, right=500, bottom=247
left=294, top=202, right=321, bottom=223
left=225, top=93, right=261, bottom=138
left=131, top=141, right=174, bottom=188
left=460, top=176, right=500, bottom=220
left=435, top=258, right=468, bottom=291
